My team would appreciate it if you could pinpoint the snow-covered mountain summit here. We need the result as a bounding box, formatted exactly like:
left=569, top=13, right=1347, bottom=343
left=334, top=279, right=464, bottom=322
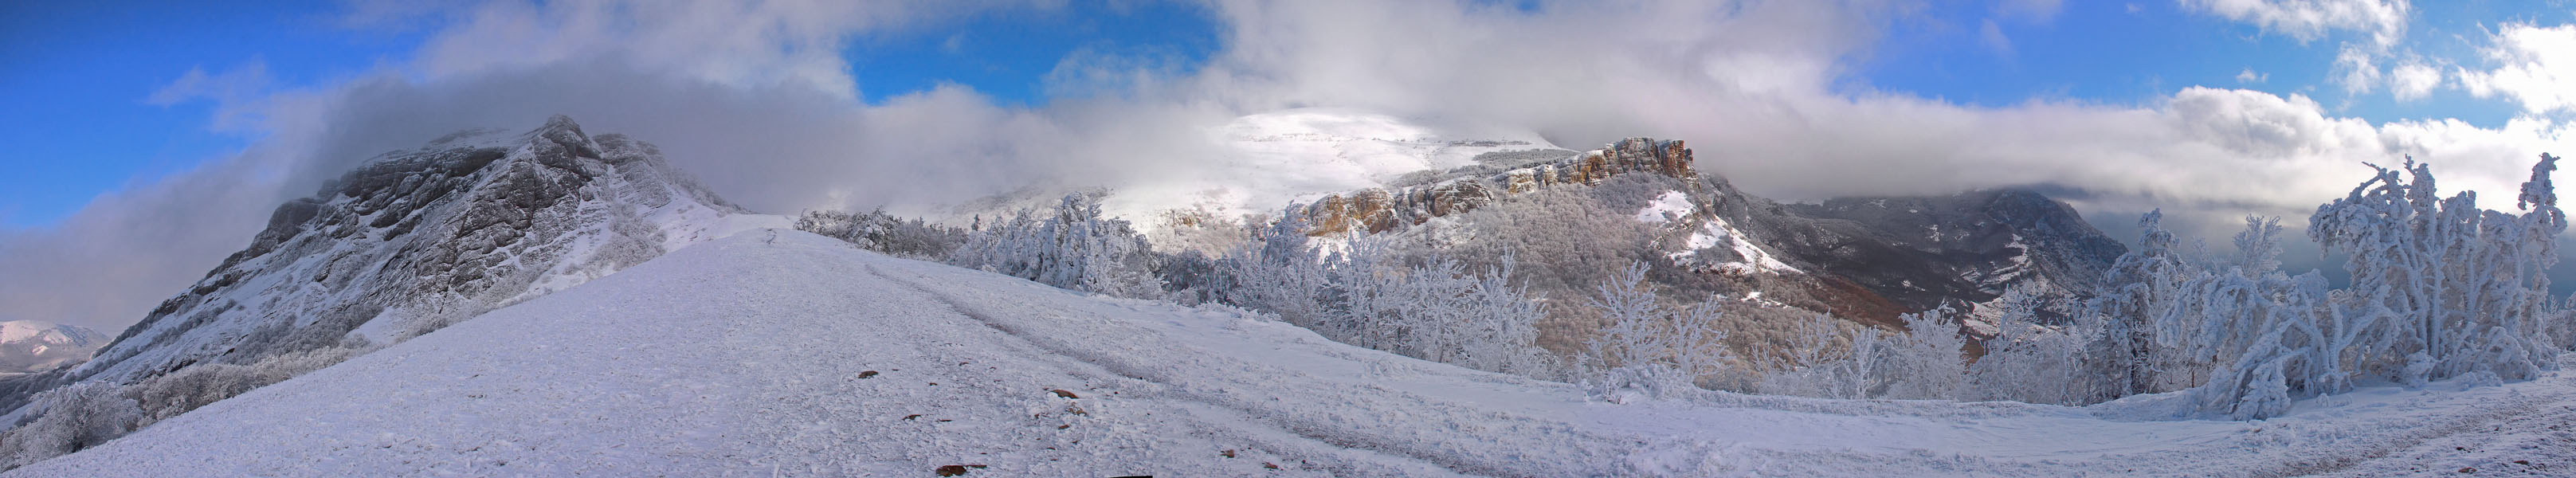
left=0, top=322, right=105, bottom=375
left=1086, top=108, right=1567, bottom=241
left=0, top=116, right=770, bottom=409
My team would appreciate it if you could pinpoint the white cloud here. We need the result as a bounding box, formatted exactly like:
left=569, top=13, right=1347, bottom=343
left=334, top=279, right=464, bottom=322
left=369, top=0, right=1057, bottom=100
left=2178, top=0, right=2411, bottom=46
left=2332, top=44, right=2382, bottom=94
left=0, top=149, right=288, bottom=335
left=2457, top=23, right=2576, bottom=115
left=1981, top=19, right=2015, bottom=56
left=2390, top=60, right=2440, bottom=101
left=2237, top=67, right=2269, bottom=84
left=146, top=61, right=276, bottom=131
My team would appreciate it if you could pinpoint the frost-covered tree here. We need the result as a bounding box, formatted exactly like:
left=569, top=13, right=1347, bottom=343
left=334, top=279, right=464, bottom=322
left=2088, top=210, right=2195, bottom=395
left=1757, top=314, right=1881, bottom=399
left=1880, top=309, right=1972, bottom=400
left=2169, top=154, right=2569, bottom=419
left=1747, top=306, right=1971, bottom=401
left=1967, top=285, right=2108, bottom=406
left=1582, top=261, right=1731, bottom=398
left=795, top=208, right=966, bottom=259
left=950, top=194, right=1163, bottom=297
left=1210, top=206, right=1557, bottom=378
left=2306, top=155, right=2566, bottom=386
left=1215, top=206, right=1332, bottom=327
left=0, top=381, right=139, bottom=468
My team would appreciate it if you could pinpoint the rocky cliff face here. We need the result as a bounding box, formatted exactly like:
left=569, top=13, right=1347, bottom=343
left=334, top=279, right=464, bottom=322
left=2, top=116, right=753, bottom=409
left=1300, top=138, right=1696, bottom=235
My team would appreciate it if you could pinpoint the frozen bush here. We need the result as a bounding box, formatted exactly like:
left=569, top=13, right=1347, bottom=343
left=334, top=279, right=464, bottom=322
left=949, top=194, right=1163, bottom=298
left=0, top=343, right=376, bottom=472
left=1582, top=261, right=1732, bottom=390
left=1210, top=207, right=1561, bottom=379
left=1967, top=286, right=2109, bottom=406
left=796, top=208, right=967, bottom=259
left=0, top=382, right=141, bottom=468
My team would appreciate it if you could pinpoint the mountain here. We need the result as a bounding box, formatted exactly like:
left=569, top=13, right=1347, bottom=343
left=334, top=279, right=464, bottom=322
left=1257, top=135, right=2125, bottom=330
left=1779, top=189, right=2128, bottom=327
left=12, top=230, right=2565, bottom=476
left=0, top=116, right=778, bottom=410
left=935, top=108, right=1565, bottom=251
left=0, top=322, right=106, bottom=374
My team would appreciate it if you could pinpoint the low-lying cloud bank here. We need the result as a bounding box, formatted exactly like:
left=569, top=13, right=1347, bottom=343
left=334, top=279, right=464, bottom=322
left=6, top=0, right=2570, bottom=332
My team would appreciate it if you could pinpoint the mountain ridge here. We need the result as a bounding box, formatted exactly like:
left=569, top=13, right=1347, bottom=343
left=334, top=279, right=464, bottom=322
left=0, top=116, right=764, bottom=413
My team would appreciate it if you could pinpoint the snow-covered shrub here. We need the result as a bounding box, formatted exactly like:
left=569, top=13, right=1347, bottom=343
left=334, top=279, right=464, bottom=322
left=1210, top=207, right=1560, bottom=378
left=2304, top=155, right=2566, bottom=386
left=796, top=208, right=967, bottom=259
left=949, top=194, right=1163, bottom=298
left=1144, top=207, right=1249, bottom=257
left=1584, top=360, right=1699, bottom=404
left=1582, top=261, right=1734, bottom=390
left=1377, top=251, right=1557, bottom=376
left=1967, top=286, right=2110, bottom=406
left=1879, top=310, right=1971, bottom=400
left=2088, top=210, right=2195, bottom=395
left=1438, top=188, right=1657, bottom=307
left=2085, top=154, right=2571, bottom=419
left=128, top=344, right=372, bottom=426
left=0, top=382, right=140, bottom=468
left=1214, top=207, right=1332, bottom=327
left=1755, top=315, right=1880, bottom=399
left=0, top=343, right=379, bottom=471
left=1745, top=306, right=1976, bottom=401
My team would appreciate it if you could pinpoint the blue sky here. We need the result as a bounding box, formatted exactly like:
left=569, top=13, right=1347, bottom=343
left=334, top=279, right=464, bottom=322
left=1855, top=1, right=2565, bottom=126
left=6, top=1, right=2570, bottom=228
left=0, top=1, right=391, bottom=226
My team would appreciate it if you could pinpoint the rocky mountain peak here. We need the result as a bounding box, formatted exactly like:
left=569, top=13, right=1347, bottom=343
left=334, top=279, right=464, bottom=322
left=0, top=116, right=755, bottom=410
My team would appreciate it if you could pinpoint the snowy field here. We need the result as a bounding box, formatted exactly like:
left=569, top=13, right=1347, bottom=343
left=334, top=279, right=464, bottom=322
left=10, top=230, right=2571, bottom=476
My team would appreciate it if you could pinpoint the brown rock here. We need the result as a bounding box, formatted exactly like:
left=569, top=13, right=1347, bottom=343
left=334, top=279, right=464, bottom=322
left=1298, top=138, right=1697, bottom=236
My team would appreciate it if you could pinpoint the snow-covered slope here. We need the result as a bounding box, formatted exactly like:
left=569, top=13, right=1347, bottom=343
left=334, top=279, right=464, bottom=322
left=0, top=322, right=104, bottom=374
left=14, top=230, right=2571, bottom=476
left=3, top=116, right=770, bottom=409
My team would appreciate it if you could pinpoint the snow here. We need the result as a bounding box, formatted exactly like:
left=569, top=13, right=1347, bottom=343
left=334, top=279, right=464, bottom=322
left=0, top=322, right=54, bottom=344
left=18, top=230, right=2576, bottom=476
left=1673, top=215, right=1800, bottom=274
left=1635, top=190, right=1693, bottom=223
left=1098, top=108, right=1559, bottom=239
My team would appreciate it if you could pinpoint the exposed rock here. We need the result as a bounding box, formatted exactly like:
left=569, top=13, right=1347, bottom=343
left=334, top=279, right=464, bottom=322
left=1301, top=138, right=1694, bottom=235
